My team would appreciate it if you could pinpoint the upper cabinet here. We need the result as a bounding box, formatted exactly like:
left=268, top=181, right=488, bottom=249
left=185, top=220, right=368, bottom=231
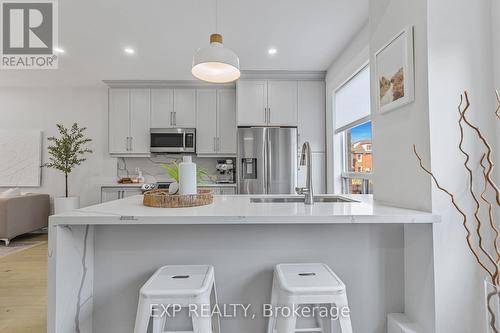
left=236, top=80, right=267, bottom=126
left=196, top=89, right=237, bottom=155
left=217, top=89, right=237, bottom=154
left=173, top=89, right=196, bottom=128
left=196, top=89, right=218, bottom=154
left=108, top=89, right=130, bottom=154
left=267, top=80, right=298, bottom=126
left=107, top=77, right=323, bottom=158
left=108, top=88, right=151, bottom=156
left=237, top=80, right=298, bottom=126
left=298, top=81, right=326, bottom=152
left=150, top=89, right=196, bottom=128
left=151, top=89, right=173, bottom=128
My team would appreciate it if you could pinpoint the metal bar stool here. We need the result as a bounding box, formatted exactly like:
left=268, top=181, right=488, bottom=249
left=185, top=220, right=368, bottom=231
left=134, top=265, right=220, bottom=333
left=267, top=263, right=353, bottom=333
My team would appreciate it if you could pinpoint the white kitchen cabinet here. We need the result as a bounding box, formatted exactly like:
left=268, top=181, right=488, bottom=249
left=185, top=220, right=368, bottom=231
left=237, top=80, right=298, bottom=126
left=267, top=80, right=298, bottom=126
left=199, top=186, right=236, bottom=195
left=196, top=89, right=236, bottom=155
left=101, top=186, right=142, bottom=203
left=173, top=89, right=196, bottom=127
left=108, top=89, right=130, bottom=154
left=236, top=80, right=267, bottom=126
left=217, top=89, right=237, bottom=154
left=219, top=187, right=236, bottom=195
left=151, top=89, right=174, bottom=128
left=129, top=89, right=151, bottom=154
left=298, top=81, right=326, bottom=152
left=297, top=152, right=326, bottom=194
left=196, top=89, right=218, bottom=154
left=108, top=88, right=150, bottom=156
left=151, top=89, right=196, bottom=128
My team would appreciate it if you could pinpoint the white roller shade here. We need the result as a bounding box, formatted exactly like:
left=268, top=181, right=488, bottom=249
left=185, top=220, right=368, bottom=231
left=334, top=66, right=370, bottom=131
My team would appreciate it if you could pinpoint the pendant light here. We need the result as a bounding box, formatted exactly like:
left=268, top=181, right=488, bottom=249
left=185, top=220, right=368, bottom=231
left=192, top=0, right=240, bottom=83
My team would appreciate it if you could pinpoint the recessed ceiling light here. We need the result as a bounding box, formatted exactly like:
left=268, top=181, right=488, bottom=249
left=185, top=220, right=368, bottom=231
left=268, top=48, right=277, bottom=55
left=124, top=47, right=135, bottom=55
left=53, top=47, right=65, bottom=54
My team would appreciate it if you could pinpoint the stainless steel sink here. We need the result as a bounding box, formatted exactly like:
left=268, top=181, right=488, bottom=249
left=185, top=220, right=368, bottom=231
left=250, top=196, right=357, bottom=203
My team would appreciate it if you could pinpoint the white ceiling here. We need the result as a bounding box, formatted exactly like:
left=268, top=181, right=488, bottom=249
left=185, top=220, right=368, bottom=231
left=1, top=0, right=368, bottom=86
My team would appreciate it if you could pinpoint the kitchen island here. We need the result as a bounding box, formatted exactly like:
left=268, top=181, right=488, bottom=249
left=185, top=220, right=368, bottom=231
left=48, top=194, right=439, bottom=333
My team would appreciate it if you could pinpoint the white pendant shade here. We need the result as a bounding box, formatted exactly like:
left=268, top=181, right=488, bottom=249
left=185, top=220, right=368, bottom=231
left=192, top=34, right=240, bottom=83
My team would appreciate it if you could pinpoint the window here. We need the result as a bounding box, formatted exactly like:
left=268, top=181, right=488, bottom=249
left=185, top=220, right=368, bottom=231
left=334, top=65, right=373, bottom=194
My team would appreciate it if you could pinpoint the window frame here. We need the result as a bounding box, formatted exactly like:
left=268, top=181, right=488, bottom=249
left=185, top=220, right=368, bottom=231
left=332, top=63, right=373, bottom=195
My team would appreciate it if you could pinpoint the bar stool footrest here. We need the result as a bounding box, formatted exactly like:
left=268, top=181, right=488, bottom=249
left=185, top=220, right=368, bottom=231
left=295, top=328, right=323, bottom=332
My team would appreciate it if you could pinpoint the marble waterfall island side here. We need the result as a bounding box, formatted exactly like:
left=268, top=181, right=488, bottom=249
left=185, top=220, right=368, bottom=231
left=48, top=194, right=439, bottom=333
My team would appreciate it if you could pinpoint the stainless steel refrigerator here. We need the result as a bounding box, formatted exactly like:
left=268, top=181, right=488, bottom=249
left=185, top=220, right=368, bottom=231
left=237, top=127, right=297, bottom=194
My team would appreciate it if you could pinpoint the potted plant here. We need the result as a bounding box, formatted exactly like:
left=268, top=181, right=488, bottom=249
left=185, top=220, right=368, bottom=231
left=44, top=123, right=92, bottom=213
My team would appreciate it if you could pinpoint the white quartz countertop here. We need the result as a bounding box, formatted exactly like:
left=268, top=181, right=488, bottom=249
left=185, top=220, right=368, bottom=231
left=49, top=194, right=440, bottom=225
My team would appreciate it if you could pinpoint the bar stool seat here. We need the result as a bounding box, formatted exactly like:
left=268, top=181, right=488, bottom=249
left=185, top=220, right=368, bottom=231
left=134, top=265, right=220, bottom=333
left=268, top=263, right=353, bottom=333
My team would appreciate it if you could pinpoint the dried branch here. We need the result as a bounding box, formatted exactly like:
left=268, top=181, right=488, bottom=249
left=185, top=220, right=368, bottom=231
left=413, top=144, right=495, bottom=280
left=457, top=95, right=499, bottom=281
left=496, top=90, right=500, bottom=120
left=414, top=91, right=500, bottom=333
left=487, top=290, right=500, bottom=333
left=461, top=92, right=500, bottom=206
left=480, top=154, right=500, bottom=284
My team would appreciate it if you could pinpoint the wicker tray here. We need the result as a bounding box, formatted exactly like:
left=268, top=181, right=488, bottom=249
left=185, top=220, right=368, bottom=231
left=143, top=189, right=214, bottom=208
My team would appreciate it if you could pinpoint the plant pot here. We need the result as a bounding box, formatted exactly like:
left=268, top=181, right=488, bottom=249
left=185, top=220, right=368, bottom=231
left=54, top=196, right=80, bottom=214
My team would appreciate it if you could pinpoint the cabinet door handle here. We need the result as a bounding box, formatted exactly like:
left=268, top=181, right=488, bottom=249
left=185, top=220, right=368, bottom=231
left=268, top=107, right=271, bottom=124
left=129, top=137, right=133, bottom=151
left=170, top=112, right=173, bottom=126
left=126, top=137, right=130, bottom=151
left=217, top=137, right=220, bottom=152
left=173, top=112, right=176, bottom=126
left=213, top=137, right=216, bottom=152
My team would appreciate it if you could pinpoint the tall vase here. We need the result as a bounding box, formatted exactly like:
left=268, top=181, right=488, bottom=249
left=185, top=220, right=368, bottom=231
left=485, top=279, right=500, bottom=333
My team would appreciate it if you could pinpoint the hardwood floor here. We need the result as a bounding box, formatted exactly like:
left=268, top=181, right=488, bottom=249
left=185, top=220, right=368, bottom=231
left=0, top=234, right=48, bottom=333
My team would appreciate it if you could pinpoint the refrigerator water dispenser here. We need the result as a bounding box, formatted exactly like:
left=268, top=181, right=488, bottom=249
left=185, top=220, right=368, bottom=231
left=242, top=158, right=257, bottom=179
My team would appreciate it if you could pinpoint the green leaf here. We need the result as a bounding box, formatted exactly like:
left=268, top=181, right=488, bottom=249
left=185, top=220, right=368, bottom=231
left=161, top=162, right=210, bottom=185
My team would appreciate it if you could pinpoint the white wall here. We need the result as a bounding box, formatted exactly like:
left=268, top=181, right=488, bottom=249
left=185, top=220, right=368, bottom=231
left=369, top=1, right=435, bottom=332
left=369, top=0, right=432, bottom=212
left=0, top=86, right=117, bottom=207
left=428, top=0, right=499, bottom=332
left=325, top=24, right=369, bottom=193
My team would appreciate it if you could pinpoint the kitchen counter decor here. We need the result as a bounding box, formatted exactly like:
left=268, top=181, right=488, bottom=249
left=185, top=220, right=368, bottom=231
left=143, top=188, right=213, bottom=208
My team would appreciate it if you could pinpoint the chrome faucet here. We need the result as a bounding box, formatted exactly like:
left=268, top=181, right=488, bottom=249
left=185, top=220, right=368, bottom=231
left=295, top=142, right=314, bottom=205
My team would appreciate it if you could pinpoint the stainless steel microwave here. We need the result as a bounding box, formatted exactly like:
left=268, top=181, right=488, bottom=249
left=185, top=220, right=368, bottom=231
left=150, top=128, right=196, bottom=153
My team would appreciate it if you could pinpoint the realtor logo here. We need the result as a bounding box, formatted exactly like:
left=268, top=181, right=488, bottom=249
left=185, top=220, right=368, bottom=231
left=0, top=0, right=58, bottom=69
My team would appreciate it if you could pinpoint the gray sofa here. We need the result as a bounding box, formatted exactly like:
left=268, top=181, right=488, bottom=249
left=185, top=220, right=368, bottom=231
left=0, top=193, right=50, bottom=246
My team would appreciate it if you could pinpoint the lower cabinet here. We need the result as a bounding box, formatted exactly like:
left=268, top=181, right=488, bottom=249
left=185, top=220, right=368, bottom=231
left=101, top=187, right=142, bottom=203
left=199, top=186, right=237, bottom=195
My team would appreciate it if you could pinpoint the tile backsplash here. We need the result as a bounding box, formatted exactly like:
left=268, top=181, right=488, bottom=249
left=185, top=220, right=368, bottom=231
left=118, top=155, right=232, bottom=184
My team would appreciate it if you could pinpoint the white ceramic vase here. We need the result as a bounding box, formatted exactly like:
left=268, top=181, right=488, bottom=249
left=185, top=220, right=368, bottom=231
left=54, top=196, right=80, bottom=214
